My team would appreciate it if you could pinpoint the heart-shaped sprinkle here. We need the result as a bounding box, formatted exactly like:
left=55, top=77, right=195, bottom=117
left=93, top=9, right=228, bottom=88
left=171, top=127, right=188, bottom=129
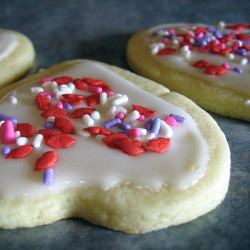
left=35, top=93, right=52, bottom=111
left=132, top=105, right=157, bottom=117
left=84, top=127, right=112, bottom=136
left=69, top=108, right=96, bottom=119
left=35, top=151, right=59, bottom=171
left=16, top=123, right=36, bottom=137
left=42, top=107, right=67, bottom=118
left=115, top=137, right=145, bottom=156
left=45, top=134, right=76, bottom=149
left=54, top=76, right=73, bottom=85
left=6, top=145, right=34, bottom=159
left=144, top=138, right=171, bottom=153
left=102, top=133, right=128, bottom=149
left=73, top=79, right=88, bottom=90
left=54, top=117, right=75, bottom=134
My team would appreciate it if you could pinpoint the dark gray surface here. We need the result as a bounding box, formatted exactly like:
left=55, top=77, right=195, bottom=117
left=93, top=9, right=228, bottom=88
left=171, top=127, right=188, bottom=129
left=0, top=0, right=250, bottom=249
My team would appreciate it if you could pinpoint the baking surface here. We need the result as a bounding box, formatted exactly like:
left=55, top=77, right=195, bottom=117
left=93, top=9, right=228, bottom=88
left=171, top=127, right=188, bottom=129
left=0, top=0, right=249, bottom=249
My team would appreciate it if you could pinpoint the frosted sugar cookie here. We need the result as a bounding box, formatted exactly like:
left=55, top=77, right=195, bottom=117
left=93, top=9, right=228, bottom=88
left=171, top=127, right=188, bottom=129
left=0, top=60, right=230, bottom=234
left=127, top=22, right=250, bottom=121
left=0, top=29, right=35, bottom=86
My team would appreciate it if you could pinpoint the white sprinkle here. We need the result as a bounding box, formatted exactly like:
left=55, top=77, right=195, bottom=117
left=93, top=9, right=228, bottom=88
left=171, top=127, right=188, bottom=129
left=150, top=43, right=165, bottom=55
left=137, top=128, right=147, bottom=136
left=100, top=92, right=108, bottom=105
left=107, top=105, right=117, bottom=116
left=238, top=41, right=243, bottom=47
left=218, top=21, right=226, bottom=29
left=15, top=131, right=21, bottom=138
left=82, top=114, right=94, bottom=127
left=123, top=110, right=140, bottom=123
left=227, top=53, right=235, bottom=60
left=51, top=81, right=58, bottom=91
left=41, top=81, right=52, bottom=89
left=181, top=45, right=189, bottom=52
left=160, top=120, right=173, bottom=138
left=47, top=116, right=55, bottom=122
left=76, top=129, right=90, bottom=138
left=116, top=106, right=128, bottom=114
left=172, top=39, right=179, bottom=45
left=240, top=58, right=248, bottom=65
left=33, top=134, right=44, bottom=148
left=9, top=95, right=18, bottom=105
left=68, top=82, right=75, bottom=91
left=91, top=111, right=101, bottom=121
left=60, top=85, right=73, bottom=93
left=140, top=132, right=156, bottom=142
left=108, top=93, right=122, bottom=102
left=245, top=100, right=250, bottom=106
left=30, top=87, right=44, bottom=95
left=183, top=50, right=191, bottom=59
left=16, top=137, right=28, bottom=146
left=112, top=95, right=128, bottom=106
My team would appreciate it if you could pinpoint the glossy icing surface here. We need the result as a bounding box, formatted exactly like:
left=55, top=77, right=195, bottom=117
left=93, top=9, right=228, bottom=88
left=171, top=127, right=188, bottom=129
left=145, top=24, right=250, bottom=96
left=0, top=61, right=209, bottom=200
left=0, top=30, right=18, bottom=61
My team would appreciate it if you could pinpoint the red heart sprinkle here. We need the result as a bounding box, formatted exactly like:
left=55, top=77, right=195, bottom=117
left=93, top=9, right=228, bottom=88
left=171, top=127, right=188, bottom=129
left=69, top=108, right=96, bottom=118
left=132, top=105, right=157, bottom=117
left=35, top=151, right=59, bottom=171
left=55, top=117, right=75, bottom=134
left=54, top=76, right=73, bottom=85
left=62, top=94, right=85, bottom=100
left=102, top=133, right=128, bottom=149
left=35, top=93, right=52, bottom=111
left=115, top=137, right=145, bottom=156
left=83, top=77, right=107, bottom=87
left=157, top=48, right=177, bottom=55
left=86, top=95, right=100, bottom=107
left=144, top=138, right=171, bottom=153
left=73, top=79, right=88, bottom=90
left=45, top=134, right=76, bottom=149
left=16, top=123, right=36, bottom=137
left=193, top=60, right=212, bottom=69
left=6, top=145, right=34, bottom=159
left=39, top=129, right=61, bottom=139
left=42, top=107, right=67, bottom=118
left=61, top=99, right=84, bottom=106
left=84, top=127, right=112, bottom=136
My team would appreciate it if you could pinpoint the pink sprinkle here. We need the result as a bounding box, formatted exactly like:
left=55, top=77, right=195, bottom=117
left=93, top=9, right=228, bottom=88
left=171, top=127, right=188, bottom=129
left=222, top=62, right=230, bottom=69
left=162, top=38, right=170, bottom=44
left=55, top=102, right=63, bottom=109
left=41, top=77, right=54, bottom=83
left=88, top=86, right=103, bottom=94
left=106, top=90, right=114, bottom=96
left=164, top=116, right=177, bottom=127
left=0, top=120, right=16, bottom=144
left=221, top=43, right=226, bottom=49
left=138, top=114, right=145, bottom=121
left=168, top=28, right=175, bottom=35
left=128, top=128, right=141, bottom=138
left=197, top=32, right=204, bottom=39
left=115, top=112, right=125, bottom=120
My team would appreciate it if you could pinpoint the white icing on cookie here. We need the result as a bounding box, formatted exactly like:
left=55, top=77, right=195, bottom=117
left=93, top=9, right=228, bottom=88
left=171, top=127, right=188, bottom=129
left=0, top=30, right=18, bottom=61
left=144, top=24, right=250, bottom=96
left=0, top=61, right=209, bottom=200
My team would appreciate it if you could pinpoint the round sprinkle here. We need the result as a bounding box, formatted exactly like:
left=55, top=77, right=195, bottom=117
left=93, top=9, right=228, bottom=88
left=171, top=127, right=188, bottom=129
left=16, top=137, right=28, bottom=146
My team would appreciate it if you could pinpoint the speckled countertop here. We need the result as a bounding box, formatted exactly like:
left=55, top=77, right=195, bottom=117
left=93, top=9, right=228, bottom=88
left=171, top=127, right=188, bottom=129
left=0, top=1, right=249, bottom=249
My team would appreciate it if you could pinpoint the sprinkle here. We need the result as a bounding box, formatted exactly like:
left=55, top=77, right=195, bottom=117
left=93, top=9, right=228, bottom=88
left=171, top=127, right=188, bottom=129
left=16, top=123, right=36, bottom=137
left=42, top=107, right=67, bottom=118
left=240, top=58, right=248, bottom=65
left=63, top=103, right=73, bottom=111
left=41, top=76, right=54, bottom=83
left=67, top=82, right=75, bottom=91
left=8, top=95, right=18, bottom=105
left=46, top=116, right=55, bottom=122
left=2, top=146, right=11, bottom=155
left=112, top=95, right=128, bottom=106
left=55, top=102, right=64, bottom=109
left=128, top=128, right=141, bottom=138
left=82, top=114, right=95, bottom=127
left=138, top=114, right=145, bottom=121
left=45, top=121, right=55, bottom=129
left=69, top=108, right=95, bottom=119
left=88, top=86, right=103, bottom=94
left=123, top=110, right=140, bottom=123
left=144, top=138, right=171, bottom=153
left=33, top=134, right=44, bottom=148
left=137, top=128, right=147, bottom=136
left=55, top=117, right=75, bottom=134
left=233, top=67, right=243, bottom=73
left=91, top=111, right=101, bottom=121
left=115, top=112, right=125, bottom=120
left=73, top=79, right=88, bottom=90
left=151, top=118, right=161, bottom=135
left=132, top=105, right=157, bottom=117
left=160, top=120, right=173, bottom=138
left=107, top=105, right=117, bottom=116
left=16, top=137, right=28, bottom=146
left=116, top=106, right=128, bottom=114
left=31, top=87, right=44, bottom=95
left=102, top=133, right=128, bottom=149
left=218, top=21, right=226, bottom=29
left=144, top=118, right=155, bottom=130
left=143, top=132, right=156, bottom=141
left=164, top=116, right=177, bottom=127
left=35, top=93, right=52, bottom=111
left=169, top=114, right=185, bottom=123
left=104, top=118, right=122, bottom=129
left=45, top=134, right=76, bottom=149
left=35, top=151, right=59, bottom=171
left=100, top=92, right=108, bottom=105
left=43, top=168, right=54, bottom=185
left=15, top=131, right=21, bottom=138
left=118, top=123, right=132, bottom=131
left=6, top=145, right=34, bottom=159
left=245, top=100, right=250, bottom=106
left=86, top=95, right=100, bottom=107
left=84, top=127, right=112, bottom=136
left=0, top=120, right=16, bottom=144
left=0, top=113, right=17, bottom=125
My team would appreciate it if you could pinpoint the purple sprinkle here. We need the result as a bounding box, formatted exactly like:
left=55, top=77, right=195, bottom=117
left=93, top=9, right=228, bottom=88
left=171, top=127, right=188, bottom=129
left=43, top=168, right=54, bottom=185
left=0, top=112, right=17, bottom=125
left=104, top=118, right=121, bottom=129
left=144, top=118, right=155, bottom=130
left=151, top=118, right=161, bottom=135
left=169, top=114, right=185, bottom=123
left=119, top=123, right=132, bottom=131
left=45, top=121, right=54, bottom=129
left=208, top=26, right=216, bottom=33
left=233, top=67, right=243, bottom=74
left=235, top=48, right=248, bottom=57
left=63, top=103, right=73, bottom=111
left=2, top=146, right=11, bottom=156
